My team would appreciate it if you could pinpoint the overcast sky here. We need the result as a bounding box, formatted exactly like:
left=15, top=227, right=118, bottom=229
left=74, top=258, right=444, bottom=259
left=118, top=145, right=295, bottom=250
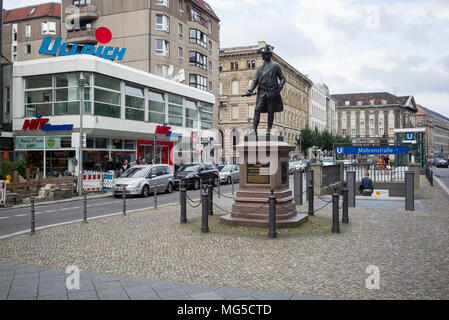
left=5, top=0, right=449, bottom=117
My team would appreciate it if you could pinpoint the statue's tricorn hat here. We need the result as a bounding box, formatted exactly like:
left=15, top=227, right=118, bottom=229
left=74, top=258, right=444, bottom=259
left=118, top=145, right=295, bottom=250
left=258, top=44, right=274, bottom=54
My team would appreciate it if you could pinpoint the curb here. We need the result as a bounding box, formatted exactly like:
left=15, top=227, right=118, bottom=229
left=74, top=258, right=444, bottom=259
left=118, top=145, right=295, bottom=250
left=434, top=176, right=449, bottom=199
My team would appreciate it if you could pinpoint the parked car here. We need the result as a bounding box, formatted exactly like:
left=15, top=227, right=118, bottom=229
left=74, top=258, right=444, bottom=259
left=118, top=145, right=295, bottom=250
left=436, top=159, right=449, bottom=168
left=173, top=163, right=219, bottom=190
left=321, top=157, right=335, bottom=166
left=289, top=160, right=311, bottom=173
left=218, top=164, right=240, bottom=184
left=112, top=164, right=174, bottom=197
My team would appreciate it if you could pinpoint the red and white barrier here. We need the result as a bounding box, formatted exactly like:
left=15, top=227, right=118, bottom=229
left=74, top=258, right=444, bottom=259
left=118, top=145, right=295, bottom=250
left=0, top=181, right=6, bottom=205
left=82, top=171, right=104, bottom=192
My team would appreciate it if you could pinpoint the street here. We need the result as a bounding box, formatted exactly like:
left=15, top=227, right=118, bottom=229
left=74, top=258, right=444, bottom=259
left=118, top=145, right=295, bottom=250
left=0, top=182, right=240, bottom=238
left=432, top=167, right=449, bottom=191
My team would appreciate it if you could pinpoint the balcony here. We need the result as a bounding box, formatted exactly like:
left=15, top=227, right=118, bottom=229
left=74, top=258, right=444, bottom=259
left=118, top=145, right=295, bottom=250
left=67, top=28, right=97, bottom=44
left=66, top=4, right=99, bottom=22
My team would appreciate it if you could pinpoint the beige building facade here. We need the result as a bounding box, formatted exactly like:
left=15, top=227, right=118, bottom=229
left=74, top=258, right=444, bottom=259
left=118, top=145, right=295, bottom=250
left=417, top=105, right=449, bottom=158
left=217, top=41, right=312, bottom=163
left=61, top=0, right=220, bottom=126
left=2, top=2, right=61, bottom=64
left=333, top=92, right=418, bottom=146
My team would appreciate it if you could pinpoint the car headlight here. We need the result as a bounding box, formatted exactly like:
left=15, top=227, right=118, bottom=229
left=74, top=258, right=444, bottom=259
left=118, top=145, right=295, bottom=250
left=127, top=182, right=141, bottom=189
left=185, top=174, right=194, bottom=179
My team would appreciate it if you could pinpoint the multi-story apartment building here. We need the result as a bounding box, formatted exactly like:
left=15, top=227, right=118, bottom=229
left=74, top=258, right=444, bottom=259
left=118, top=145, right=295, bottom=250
left=218, top=41, right=312, bottom=163
left=417, top=105, right=449, bottom=158
left=333, top=92, right=417, bottom=145
left=325, top=87, right=338, bottom=135
left=1, top=2, right=61, bottom=63
left=309, top=83, right=328, bottom=132
left=60, top=0, right=220, bottom=124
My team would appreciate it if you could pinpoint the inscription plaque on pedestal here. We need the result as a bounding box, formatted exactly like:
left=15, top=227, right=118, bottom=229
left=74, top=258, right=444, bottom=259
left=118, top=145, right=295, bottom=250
left=247, top=163, right=270, bottom=184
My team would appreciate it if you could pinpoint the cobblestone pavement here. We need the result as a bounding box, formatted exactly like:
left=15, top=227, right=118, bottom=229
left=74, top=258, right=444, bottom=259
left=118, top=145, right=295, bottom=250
left=0, top=176, right=448, bottom=300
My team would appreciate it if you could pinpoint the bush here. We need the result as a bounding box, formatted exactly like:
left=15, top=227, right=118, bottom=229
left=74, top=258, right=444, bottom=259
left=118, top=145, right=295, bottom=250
left=0, top=161, right=14, bottom=180
left=16, top=160, right=28, bottom=179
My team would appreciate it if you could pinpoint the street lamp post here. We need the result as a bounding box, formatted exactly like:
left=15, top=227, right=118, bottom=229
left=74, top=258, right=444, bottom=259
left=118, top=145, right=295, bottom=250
left=78, top=73, right=87, bottom=196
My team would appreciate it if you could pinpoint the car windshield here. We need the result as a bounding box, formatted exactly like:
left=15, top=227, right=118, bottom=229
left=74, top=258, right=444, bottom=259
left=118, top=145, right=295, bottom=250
left=219, top=166, right=232, bottom=172
left=178, top=164, right=200, bottom=172
left=299, top=160, right=308, bottom=164
left=322, top=157, right=333, bottom=162
left=121, top=167, right=148, bottom=178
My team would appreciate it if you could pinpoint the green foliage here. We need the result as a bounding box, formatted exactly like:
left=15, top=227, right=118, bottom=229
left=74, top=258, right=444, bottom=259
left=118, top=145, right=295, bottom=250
left=296, top=127, right=352, bottom=157
left=0, top=161, right=14, bottom=180
left=16, top=160, right=28, bottom=179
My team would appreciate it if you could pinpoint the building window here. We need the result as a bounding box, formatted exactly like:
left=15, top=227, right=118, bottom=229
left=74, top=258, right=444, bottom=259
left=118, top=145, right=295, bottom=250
left=29, top=7, right=36, bottom=15
left=208, top=81, right=212, bottom=92
left=167, top=93, right=182, bottom=126
left=25, top=75, right=53, bottom=117
left=199, top=102, right=213, bottom=130
left=189, top=51, right=207, bottom=69
left=94, top=74, right=121, bottom=118
left=25, top=25, right=31, bottom=37
left=156, top=14, right=170, bottom=32
left=178, top=47, right=183, bottom=62
left=234, top=62, right=239, bottom=70
left=341, top=119, right=347, bottom=126
left=251, top=60, right=256, bottom=69
left=125, top=84, right=145, bottom=121
left=189, top=74, right=207, bottom=91
left=345, top=101, right=350, bottom=106
left=178, top=0, right=183, bottom=12
left=369, top=118, right=374, bottom=125
left=342, top=129, right=347, bottom=135
left=370, top=128, right=375, bottom=135
left=231, top=81, right=239, bottom=95
left=155, top=39, right=169, bottom=56
left=208, top=20, right=212, bottom=34
left=191, top=7, right=201, bottom=22
left=25, top=44, right=32, bottom=54
left=189, top=29, right=208, bottom=48
left=149, top=90, right=166, bottom=124
left=5, top=87, right=11, bottom=114
left=379, top=127, right=384, bottom=135
left=351, top=129, right=356, bottom=136
left=178, top=23, right=183, bottom=39
left=156, top=65, right=170, bottom=78
left=185, top=99, right=198, bottom=128
left=360, top=119, right=365, bottom=125
left=360, top=128, right=365, bottom=135
left=155, top=0, right=169, bottom=7
left=230, top=62, right=234, bottom=70
left=231, top=105, right=239, bottom=120
left=55, top=73, right=91, bottom=115
left=42, top=21, right=56, bottom=35
left=208, top=61, right=212, bottom=75
left=208, top=40, right=212, bottom=53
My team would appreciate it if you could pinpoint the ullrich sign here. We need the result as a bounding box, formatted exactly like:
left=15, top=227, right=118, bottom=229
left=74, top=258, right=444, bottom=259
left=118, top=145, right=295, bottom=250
left=39, top=27, right=126, bottom=61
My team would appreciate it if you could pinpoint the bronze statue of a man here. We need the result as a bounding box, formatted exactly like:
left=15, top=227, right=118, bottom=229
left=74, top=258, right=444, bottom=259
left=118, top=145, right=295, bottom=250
left=243, top=44, right=286, bottom=136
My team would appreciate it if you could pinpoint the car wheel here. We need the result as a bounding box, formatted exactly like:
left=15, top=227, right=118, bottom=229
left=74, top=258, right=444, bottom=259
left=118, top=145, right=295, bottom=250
left=193, top=179, right=200, bottom=190
left=142, top=185, right=149, bottom=197
left=227, top=176, right=232, bottom=185
left=166, top=182, right=173, bottom=194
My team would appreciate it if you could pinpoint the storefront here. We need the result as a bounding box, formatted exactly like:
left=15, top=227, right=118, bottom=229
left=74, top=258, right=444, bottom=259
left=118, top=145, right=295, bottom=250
left=11, top=55, right=215, bottom=178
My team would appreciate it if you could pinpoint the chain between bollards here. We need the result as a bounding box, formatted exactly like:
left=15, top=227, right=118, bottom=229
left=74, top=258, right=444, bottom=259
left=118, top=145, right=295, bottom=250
left=30, top=183, right=35, bottom=235
left=208, top=178, right=214, bottom=216
left=268, top=187, right=277, bottom=238
left=83, top=190, right=87, bottom=223
left=122, top=185, right=127, bottom=216
left=332, top=192, right=340, bottom=233
left=342, top=182, right=349, bottom=224
left=201, top=185, right=209, bottom=233
left=180, top=179, right=187, bottom=223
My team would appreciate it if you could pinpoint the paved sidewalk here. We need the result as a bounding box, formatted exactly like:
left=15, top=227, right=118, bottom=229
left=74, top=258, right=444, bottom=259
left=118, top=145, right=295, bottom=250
left=0, top=264, right=330, bottom=300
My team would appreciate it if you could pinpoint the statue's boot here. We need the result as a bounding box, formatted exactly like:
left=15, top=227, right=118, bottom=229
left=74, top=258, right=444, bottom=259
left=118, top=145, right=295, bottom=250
left=247, top=129, right=258, bottom=136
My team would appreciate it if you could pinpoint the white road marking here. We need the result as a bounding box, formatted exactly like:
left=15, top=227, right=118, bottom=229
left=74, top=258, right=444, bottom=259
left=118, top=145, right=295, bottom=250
left=14, top=214, right=27, bottom=217
left=45, top=210, right=57, bottom=213
left=0, top=216, right=10, bottom=220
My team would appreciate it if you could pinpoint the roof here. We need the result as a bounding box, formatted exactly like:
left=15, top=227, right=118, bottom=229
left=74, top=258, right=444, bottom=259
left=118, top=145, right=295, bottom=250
left=417, top=104, right=449, bottom=124
left=2, top=2, right=61, bottom=23
left=332, top=92, right=410, bottom=106
left=191, top=0, right=219, bottom=21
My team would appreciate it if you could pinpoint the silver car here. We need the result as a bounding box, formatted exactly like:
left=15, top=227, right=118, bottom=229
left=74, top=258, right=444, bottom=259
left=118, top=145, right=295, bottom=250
left=218, top=164, right=240, bottom=184
left=113, top=164, right=174, bottom=197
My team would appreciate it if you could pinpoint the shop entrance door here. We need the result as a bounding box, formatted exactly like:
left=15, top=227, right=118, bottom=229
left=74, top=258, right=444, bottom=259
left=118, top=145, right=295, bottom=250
left=138, top=145, right=168, bottom=164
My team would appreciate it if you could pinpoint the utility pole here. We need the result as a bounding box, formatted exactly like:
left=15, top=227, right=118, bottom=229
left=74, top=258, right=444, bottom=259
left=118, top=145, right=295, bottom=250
left=78, top=73, right=87, bottom=196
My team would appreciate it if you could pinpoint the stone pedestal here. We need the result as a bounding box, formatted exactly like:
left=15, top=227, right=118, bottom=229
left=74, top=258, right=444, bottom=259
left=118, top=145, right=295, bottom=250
left=220, top=135, right=308, bottom=228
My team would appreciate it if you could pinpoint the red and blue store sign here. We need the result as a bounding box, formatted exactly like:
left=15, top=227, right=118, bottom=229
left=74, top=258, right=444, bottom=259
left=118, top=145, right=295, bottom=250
left=22, top=116, right=73, bottom=132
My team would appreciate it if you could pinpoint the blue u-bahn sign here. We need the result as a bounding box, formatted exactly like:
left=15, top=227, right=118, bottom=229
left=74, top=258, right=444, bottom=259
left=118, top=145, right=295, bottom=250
left=335, top=146, right=409, bottom=155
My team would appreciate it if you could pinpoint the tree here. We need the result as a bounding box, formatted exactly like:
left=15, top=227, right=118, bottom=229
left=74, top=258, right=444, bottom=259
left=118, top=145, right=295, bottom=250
left=296, top=126, right=315, bottom=157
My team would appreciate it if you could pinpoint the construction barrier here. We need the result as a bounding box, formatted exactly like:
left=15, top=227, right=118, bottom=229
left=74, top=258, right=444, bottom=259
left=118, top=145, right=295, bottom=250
left=0, top=180, right=6, bottom=205
left=82, top=171, right=104, bottom=192
left=82, top=172, right=114, bottom=192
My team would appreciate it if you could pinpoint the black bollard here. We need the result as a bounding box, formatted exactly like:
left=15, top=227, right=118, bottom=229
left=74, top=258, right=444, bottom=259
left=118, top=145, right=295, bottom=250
left=83, top=190, right=87, bottom=223
left=30, top=185, right=35, bottom=235
left=294, top=171, right=303, bottom=205
left=217, top=175, right=221, bottom=198
left=332, top=192, right=340, bottom=233
left=201, top=186, right=209, bottom=233
left=405, top=171, right=414, bottom=211
left=180, top=180, right=187, bottom=223
left=208, top=178, right=214, bottom=216
left=122, top=185, right=127, bottom=216
left=306, top=169, right=314, bottom=201
left=231, top=175, right=235, bottom=195
left=308, top=178, right=314, bottom=216
left=342, top=182, right=349, bottom=223
left=154, top=180, right=158, bottom=210
left=268, top=187, right=277, bottom=238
